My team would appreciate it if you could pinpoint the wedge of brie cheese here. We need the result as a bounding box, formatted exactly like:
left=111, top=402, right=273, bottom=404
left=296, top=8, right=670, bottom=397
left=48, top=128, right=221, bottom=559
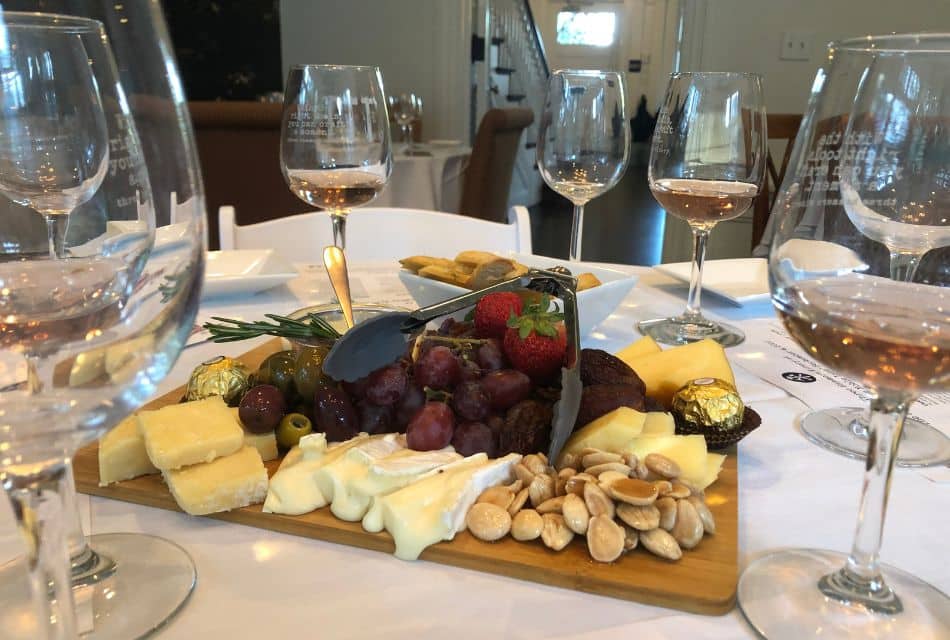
left=313, top=435, right=406, bottom=522
left=366, top=452, right=521, bottom=560
left=262, top=433, right=377, bottom=515
left=164, top=445, right=268, bottom=516
left=138, top=396, right=243, bottom=470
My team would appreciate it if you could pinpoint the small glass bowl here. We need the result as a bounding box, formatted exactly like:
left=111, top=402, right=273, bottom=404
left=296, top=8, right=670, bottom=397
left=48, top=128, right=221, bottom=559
left=285, top=302, right=407, bottom=353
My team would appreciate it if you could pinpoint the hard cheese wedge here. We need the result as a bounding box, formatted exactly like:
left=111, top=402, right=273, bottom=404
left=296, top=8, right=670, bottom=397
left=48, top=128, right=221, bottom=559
left=98, top=415, right=158, bottom=486
left=561, top=407, right=646, bottom=460
left=364, top=453, right=521, bottom=560
left=616, top=335, right=662, bottom=361
left=620, top=435, right=713, bottom=489
left=164, top=445, right=268, bottom=516
left=138, top=396, right=243, bottom=470
left=229, top=408, right=278, bottom=462
left=642, top=412, right=676, bottom=436
left=621, top=339, right=736, bottom=406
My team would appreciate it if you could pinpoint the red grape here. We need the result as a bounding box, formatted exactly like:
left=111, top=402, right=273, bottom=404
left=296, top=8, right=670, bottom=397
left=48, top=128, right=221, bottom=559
left=394, top=384, right=425, bottom=431
left=451, top=421, right=496, bottom=457
left=406, top=401, right=455, bottom=451
left=481, top=369, right=531, bottom=410
left=460, top=358, right=482, bottom=381
left=365, top=363, right=407, bottom=406
left=357, top=400, right=395, bottom=435
left=451, top=381, right=489, bottom=421
left=342, top=375, right=371, bottom=400
left=239, top=385, right=287, bottom=433
left=414, top=345, right=461, bottom=390
left=477, top=339, right=507, bottom=371
left=314, top=386, right=358, bottom=442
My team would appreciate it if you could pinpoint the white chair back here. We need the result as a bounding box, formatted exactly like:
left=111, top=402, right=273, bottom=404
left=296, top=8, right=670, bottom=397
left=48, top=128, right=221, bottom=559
left=218, top=206, right=532, bottom=262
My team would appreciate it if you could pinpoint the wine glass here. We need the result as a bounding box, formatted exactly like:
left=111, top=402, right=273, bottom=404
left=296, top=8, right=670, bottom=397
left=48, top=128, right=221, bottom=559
left=537, top=69, right=630, bottom=262
left=764, top=37, right=950, bottom=466
left=0, top=13, right=204, bottom=639
left=281, top=65, right=392, bottom=249
left=738, top=33, right=950, bottom=639
left=638, top=72, right=765, bottom=347
left=389, top=92, right=422, bottom=150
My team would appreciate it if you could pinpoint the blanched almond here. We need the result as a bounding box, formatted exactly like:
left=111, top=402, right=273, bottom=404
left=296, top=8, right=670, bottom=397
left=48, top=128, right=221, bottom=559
left=587, top=515, right=624, bottom=563
left=616, top=503, right=660, bottom=531
left=583, top=481, right=615, bottom=519
left=581, top=451, right=623, bottom=468
left=508, top=487, right=530, bottom=516
left=644, top=453, right=680, bottom=479
left=540, top=513, right=574, bottom=551
left=667, top=482, right=691, bottom=499
left=514, top=463, right=535, bottom=485
left=656, top=496, right=677, bottom=531
left=622, top=525, right=639, bottom=551
left=477, top=486, right=514, bottom=510
left=528, top=473, right=555, bottom=507
left=608, top=478, right=659, bottom=506
left=585, top=462, right=631, bottom=477
left=562, top=493, right=590, bottom=535
left=671, top=499, right=703, bottom=549
left=536, top=496, right=565, bottom=514
left=511, top=509, right=543, bottom=541
left=466, top=503, right=511, bottom=542
left=523, top=454, right=546, bottom=475
left=687, top=495, right=716, bottom=535
left=640, top=528, right=682, bottom=561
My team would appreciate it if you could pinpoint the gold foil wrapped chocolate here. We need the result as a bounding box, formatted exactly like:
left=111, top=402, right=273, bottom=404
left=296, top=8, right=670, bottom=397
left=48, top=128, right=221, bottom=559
left=671, top=378, right=744, bottom=431
left=185, top=356, right=249, bottom=405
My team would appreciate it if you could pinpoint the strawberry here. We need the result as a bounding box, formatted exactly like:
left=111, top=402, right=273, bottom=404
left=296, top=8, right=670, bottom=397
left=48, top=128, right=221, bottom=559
left=473, top=292, right=523, bottom=339
left=502, top=296, right=567, bottom=382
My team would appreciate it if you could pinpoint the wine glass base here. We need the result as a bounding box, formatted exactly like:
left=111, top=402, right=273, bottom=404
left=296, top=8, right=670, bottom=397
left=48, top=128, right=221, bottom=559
left=801, top=407, right=950, bottom=468
left=738, top=548, right=950, bottom=640
left=78, top=533, right=196, bottom=639
left=638, top=316, right=745, bottom=347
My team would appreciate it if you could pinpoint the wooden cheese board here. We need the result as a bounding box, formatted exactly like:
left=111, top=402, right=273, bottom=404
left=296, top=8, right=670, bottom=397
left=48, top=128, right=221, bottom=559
left=73, top=339, right=739, bottom=615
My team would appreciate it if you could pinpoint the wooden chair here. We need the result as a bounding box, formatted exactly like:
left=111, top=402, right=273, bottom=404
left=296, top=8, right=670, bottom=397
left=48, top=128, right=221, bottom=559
left=217, top=205, right=533, bottom=263
left=458, top=108, right=534, bottom=223
left=751, top=113, right=803, bottom=248
left=189, top=101, right=310, bottom=249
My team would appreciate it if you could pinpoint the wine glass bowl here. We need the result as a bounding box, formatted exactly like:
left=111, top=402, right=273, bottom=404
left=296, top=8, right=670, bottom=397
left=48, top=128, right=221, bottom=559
left=638, top=72, right=766, bottom=347
left=280, top=65, right=393, bottom=249
left=738, top=33, right=950, bottom=639
left=536, top=69, right=630, bottom=262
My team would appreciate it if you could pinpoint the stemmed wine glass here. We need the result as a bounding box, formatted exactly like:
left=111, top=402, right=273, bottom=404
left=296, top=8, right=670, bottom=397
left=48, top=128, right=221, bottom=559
left=281, top=65, right=393, bottom=250
left=639, top=72, right=766, bottom=347
left=389, top=92, right=422, bottom=152
left=738, top=33, right=950, bottom=639
left=0, top=13, right=204, bottom=639
left=537, top=69, right=630, bottom=262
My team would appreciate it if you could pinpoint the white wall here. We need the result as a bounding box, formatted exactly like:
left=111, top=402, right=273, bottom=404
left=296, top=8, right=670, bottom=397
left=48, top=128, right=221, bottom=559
left=279, top=0, right=471, bottom=141
left=682, top=0, right=950, bottom=115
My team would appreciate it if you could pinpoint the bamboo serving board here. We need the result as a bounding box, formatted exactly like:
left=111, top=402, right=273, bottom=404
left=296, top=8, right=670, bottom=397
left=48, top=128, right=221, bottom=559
left=73, top=339, right=739, bottom=615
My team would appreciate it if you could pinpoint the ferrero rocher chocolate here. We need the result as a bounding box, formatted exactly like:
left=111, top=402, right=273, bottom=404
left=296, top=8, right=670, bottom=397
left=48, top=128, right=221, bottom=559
left=185, top=356, right=249, bottom=405
left=671, top=377, right=744, bottom=431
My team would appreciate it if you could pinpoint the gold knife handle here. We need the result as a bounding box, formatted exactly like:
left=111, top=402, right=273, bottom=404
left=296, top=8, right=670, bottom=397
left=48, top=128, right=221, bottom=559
left=323, top=246, right=355, bottom=329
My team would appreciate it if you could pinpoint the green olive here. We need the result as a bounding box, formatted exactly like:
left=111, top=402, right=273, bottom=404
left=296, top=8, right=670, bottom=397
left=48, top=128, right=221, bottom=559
left=276, top=412, right=313, bottom=449
left=294, top=344, right=332, bottom=401
left=256, top=350, right=296, bottom=399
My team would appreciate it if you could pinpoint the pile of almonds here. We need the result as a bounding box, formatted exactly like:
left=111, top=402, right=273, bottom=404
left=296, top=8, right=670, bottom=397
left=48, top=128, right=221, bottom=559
left=465, top=449, right=715, bottom=563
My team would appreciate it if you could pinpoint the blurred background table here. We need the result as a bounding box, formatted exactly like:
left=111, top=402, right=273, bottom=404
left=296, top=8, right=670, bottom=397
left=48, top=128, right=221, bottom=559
left=374, top=143, right=470, bottom=212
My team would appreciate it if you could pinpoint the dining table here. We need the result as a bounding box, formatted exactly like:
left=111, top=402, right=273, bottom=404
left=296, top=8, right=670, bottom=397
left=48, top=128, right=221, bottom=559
left=0, top=259, right=946, bottom=639
left=373, top=143, right=470, bottom=213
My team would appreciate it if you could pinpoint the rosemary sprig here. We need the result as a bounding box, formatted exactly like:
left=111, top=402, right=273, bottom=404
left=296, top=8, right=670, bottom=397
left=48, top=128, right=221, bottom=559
left=203, top=313, right=342, bottom=343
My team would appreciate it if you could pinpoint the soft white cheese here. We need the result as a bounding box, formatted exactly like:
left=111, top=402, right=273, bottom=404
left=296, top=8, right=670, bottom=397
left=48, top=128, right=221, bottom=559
left=314, top=435, right=406, bottom=521
left=368, top=453, right=521, bottom=560
left=262, top=433, right=376, bottom=515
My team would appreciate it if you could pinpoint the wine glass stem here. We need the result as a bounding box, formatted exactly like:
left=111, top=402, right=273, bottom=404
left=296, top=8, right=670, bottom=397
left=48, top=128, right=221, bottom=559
left=569, top=203, right=585, bottom=262
left=888, top=250, right=922, bottom=283
left=45, top=214, right=68, bottom=260
left=406, top=122, right=414, bottom=149
left=684, top=226, right=709, bottom=321
left=818, top=391, right=910, bottom=614
left=330, top=211, right=347, bottom=250
left=2, top=462, right=78, bottom=639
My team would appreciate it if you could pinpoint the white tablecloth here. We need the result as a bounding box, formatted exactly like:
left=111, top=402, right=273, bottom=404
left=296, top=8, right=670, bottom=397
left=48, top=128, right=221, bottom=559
left=373, top=145, right=470, bottom=213
left=1, top=263, right=947, bottom=639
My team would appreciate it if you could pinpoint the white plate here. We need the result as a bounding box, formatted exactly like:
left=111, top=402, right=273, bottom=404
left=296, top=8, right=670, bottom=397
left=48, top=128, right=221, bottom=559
left=654, top=258, right=769, bottom=306
left=399, top=253, right=639, bottom=335
left=203, top=249, right=297, bottom=298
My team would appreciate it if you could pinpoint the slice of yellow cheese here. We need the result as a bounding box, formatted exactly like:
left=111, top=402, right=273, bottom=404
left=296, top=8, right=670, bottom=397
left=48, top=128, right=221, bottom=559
left=621, top=339, right=736, bottom=406
left=616, top=335, right=662, bottom=362
left=164, top=445, right=268, bottom=516
left=98, top=415, right=158, bottom=486
left=700, top=453, right=726, bottom=490
left=138, top=396, right=244, bottom=470
left=642, top=412, right=676, bottom=436
left=619, top=434, right=712, bottom=489
left=561, top=407, right=646, bottom=460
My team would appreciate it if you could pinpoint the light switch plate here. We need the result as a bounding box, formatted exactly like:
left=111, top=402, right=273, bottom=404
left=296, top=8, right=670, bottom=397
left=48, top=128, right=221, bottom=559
left=780, top=31, right=813, bottom=60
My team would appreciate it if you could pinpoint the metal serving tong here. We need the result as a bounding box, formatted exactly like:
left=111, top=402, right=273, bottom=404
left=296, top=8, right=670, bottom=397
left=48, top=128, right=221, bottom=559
left=321, top=269, right=582, bottom=462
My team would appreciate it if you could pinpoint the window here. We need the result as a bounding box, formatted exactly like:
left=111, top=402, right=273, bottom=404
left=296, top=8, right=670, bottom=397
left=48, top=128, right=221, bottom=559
left=555, top=11, right=616, bottom=47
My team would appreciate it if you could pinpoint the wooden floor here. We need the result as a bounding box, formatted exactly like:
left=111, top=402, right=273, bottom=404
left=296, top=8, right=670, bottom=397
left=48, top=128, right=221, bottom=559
left=529, top=152, right=666, bottom=266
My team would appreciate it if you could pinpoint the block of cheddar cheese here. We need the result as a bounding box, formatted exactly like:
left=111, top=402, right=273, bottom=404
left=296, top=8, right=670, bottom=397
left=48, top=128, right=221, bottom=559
left=138, top=396, right=243, bottom=470
left=620, top=338, right=736, bottom=407
left=164, top=445, right=268, bottom=516
left=616, top=335, right=662, bottom=362
left=560, top=407, right=646, bottom=460
left=98, top=415, right=158, bottom=486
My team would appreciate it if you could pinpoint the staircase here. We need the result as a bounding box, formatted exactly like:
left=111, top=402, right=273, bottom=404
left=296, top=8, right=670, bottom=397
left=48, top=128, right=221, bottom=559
left=472, top=0, right=548, bottom=207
